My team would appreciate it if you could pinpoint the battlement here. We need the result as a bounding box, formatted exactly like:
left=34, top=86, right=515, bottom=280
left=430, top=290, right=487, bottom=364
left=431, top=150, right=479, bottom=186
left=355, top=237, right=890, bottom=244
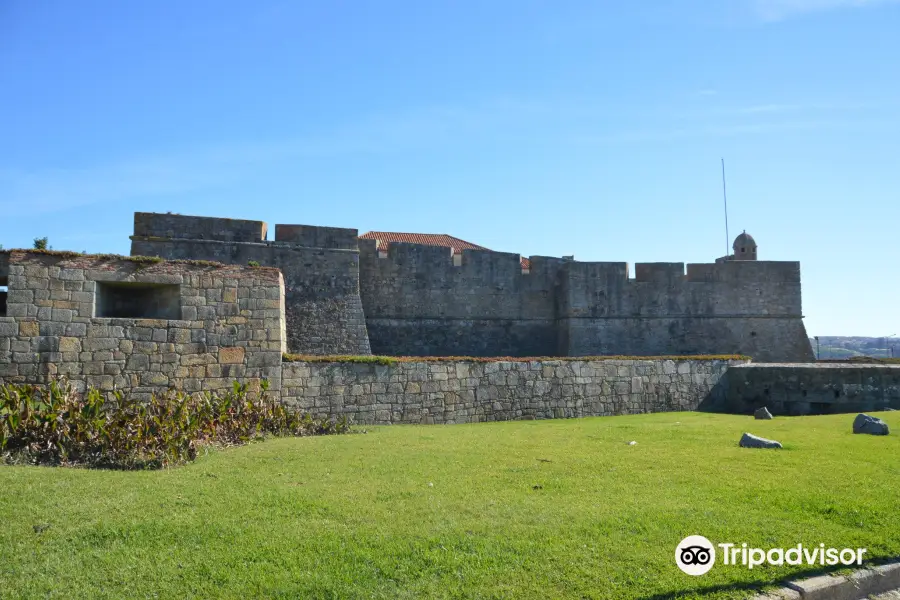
left=274, top=224, right=359, bottom=250
left=361, top=240, right=536, bottom=279
left=125, top=211, right=812, bottom=362
left=362, top=239, right=546, bottom=273
left=684, top=261, right=800, bottom=283
left=359, top=238, right=799, bottom=287
left=134, top=212, right=362, bottom=251
left=634, top=262, right=684, bottom=282
left=134, top=212, right=268, bottom=243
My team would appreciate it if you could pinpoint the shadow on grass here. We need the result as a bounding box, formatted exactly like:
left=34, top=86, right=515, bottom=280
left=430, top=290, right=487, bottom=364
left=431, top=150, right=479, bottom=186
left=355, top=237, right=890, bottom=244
left=638, top=557, right=900, bottom=600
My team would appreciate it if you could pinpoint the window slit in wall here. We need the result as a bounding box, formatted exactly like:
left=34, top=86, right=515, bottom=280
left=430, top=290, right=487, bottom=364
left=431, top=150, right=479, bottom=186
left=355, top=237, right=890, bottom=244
left=95, top=281, right=181, bottom=319
left=0, top=277, right=7, bottom=317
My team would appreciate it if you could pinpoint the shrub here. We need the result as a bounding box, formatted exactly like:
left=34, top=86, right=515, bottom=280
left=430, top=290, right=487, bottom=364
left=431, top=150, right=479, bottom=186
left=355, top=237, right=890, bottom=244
left=0, top=379, right=349, bottom=469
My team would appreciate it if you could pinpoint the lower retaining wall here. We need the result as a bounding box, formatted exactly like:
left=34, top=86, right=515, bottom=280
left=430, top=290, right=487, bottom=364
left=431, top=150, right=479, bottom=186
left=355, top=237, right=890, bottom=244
left=280, top=358, right=744, bottom=425
left=721, top=363, right=900, bottom=416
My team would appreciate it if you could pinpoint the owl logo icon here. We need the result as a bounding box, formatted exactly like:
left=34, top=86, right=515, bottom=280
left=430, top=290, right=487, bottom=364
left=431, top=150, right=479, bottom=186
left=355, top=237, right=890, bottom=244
left=675, top=536, right=716, bottom=575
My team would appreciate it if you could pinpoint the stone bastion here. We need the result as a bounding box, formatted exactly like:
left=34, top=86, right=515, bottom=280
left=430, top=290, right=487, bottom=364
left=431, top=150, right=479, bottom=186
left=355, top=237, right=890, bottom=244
left=1, top=250, right=896, bottom=423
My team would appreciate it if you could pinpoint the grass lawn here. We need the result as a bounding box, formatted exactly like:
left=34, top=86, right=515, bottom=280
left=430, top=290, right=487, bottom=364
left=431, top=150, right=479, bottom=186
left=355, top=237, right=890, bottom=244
left=1, top=412, right=898, bottom=600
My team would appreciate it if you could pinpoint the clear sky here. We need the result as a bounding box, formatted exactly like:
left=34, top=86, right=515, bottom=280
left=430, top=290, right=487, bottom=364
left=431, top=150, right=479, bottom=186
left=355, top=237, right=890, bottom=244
left=2, top=0, right=898, bottom=337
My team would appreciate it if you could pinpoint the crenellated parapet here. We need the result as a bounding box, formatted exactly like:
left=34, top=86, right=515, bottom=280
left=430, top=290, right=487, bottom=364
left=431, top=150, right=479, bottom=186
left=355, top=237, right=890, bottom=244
left=134, top=213, right=268, bottom=244
left=559, top=260, right=804, bottom=319
left=557, top=259, right=811, bottom=361
left=124, top=212, right=813, bottom=362
left=130, top=213, right=370, bottom=357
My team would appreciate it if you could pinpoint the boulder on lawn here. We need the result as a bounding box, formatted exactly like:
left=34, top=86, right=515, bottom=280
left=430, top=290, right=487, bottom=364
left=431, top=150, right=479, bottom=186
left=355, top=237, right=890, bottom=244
left=739, top=433, right=782, bottom=449
left=754, top=407, right=773, bottom=420
left=853, top=414, right=890, bottom=436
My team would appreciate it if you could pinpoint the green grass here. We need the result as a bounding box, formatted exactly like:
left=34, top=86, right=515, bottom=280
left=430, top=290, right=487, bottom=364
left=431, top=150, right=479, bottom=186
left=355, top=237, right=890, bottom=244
left=1, top=412, right=898, bottom=600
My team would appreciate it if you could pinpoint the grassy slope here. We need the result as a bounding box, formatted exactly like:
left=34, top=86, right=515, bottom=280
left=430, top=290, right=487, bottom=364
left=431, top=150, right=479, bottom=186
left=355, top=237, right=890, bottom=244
left=0, top=412, right=898, bottom=600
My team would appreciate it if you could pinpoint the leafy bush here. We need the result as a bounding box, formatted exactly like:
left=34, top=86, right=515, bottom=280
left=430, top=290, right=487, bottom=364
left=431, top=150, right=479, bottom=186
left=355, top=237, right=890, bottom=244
left=0, top=379, right=349, bottom=469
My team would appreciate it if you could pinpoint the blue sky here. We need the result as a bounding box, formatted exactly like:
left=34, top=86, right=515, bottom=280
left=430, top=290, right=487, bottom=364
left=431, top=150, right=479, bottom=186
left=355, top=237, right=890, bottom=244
left=2, top=0, right=898, bottom=337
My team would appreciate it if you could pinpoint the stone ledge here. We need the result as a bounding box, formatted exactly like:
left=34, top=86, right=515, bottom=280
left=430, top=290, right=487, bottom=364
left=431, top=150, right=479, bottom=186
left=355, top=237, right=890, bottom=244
left=748, top=560, right=900, bottom=600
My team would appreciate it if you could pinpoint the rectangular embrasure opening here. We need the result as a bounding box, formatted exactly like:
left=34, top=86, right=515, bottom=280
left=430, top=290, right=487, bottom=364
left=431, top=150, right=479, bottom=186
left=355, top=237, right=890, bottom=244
left=95, top=281, right=181, bottom=319
left=0, top=276, right=8, bottom=317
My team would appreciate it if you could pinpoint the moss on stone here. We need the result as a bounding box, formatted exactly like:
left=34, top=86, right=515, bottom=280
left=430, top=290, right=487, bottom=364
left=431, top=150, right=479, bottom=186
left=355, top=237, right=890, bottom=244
left=282, top=353, right=750, bottom=364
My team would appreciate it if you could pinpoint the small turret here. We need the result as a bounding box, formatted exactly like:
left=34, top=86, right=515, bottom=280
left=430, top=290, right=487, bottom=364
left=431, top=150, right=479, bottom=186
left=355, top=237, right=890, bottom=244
left=732, top=231, right=757, bottom=261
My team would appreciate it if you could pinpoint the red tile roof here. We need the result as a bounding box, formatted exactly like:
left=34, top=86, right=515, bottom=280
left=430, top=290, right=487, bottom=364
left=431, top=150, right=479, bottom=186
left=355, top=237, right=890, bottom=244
left=359, top=231, right=531, bottom=270
left=359, top=232, right=488, bottom=254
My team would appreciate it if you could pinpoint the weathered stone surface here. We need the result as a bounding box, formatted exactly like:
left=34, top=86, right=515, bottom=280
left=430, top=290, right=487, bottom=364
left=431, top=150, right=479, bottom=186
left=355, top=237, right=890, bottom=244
left=722, top=363, right=900, bottom=416
left=754, top=406, right=773, bottom=420
left=18, top=321, right=39, bottom=337
left=279, top=359, right=739, bottom=425
left=0, top=250, right=285, bottom=400
left=853, top=413, right=890, bottom=436
left=129, top=211, right=813, bottom=361
left=739, top=433, right=782, bottom=449
left=218, top=347, right=245, bottom=365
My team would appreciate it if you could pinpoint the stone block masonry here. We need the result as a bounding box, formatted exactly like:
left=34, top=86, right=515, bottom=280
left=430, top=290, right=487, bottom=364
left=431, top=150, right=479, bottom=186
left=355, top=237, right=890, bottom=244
left=2, top=251, right=894, bottom=425
left=716, top=363, right=900, bottom=416
left=129, top=212, right=814, bottom=362
left=279, top=358, right=745, bottom=425
left=130, top=213, right=370, bottom=357
left=0, top=250, right=285, bottom=398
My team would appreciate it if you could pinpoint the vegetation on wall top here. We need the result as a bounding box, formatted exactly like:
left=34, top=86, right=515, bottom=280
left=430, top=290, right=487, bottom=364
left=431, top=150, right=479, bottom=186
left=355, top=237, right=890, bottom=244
left=282, top=354, right=751, bottom=365
left=4, top=248, right=278, bottom=271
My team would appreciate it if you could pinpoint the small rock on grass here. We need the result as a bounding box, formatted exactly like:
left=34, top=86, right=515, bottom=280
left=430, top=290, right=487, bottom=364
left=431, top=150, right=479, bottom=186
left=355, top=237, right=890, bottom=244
left=739, top=433, right=782, bottom=449
left=754, top=407, right=773, bottom=420
left=853, top=413, right=890, bottom=436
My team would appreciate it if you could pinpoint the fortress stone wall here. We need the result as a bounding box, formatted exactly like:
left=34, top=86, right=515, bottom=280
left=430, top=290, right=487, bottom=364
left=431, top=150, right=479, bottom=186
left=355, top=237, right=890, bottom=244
left=1, top=248, right=894, bottom=423
left=0, top=250, right=284, bottom=397
left=716, top=363, right=900, bottom=415
left=280, top=358, right=741, bottom=425
left=130, top=213, right=370, bottom=357
left=130, top=212, right=814, bottom=362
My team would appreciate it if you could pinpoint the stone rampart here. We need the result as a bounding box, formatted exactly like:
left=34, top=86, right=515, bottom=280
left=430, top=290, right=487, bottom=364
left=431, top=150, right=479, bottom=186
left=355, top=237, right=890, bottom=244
left=130, top=213, right=370, bottom=356
left=360, top=241, right=814, bottom=361
left=280, top=358, right=743, bottom=425
left=717, top=363, right=900, bottom=415
left=359, top=240, right=565, bottom=356
left=0, top=250, right=284, bottom=398
left=1, top=253, right=895, bottom=425
left=127, top=212, right=814, bottom=361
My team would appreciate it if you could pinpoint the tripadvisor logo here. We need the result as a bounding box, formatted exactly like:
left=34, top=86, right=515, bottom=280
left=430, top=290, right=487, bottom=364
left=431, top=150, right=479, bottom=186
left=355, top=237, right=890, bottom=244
left=675, top=536, right=868, bottom=576
left=676, top=536, right=716, bottom=576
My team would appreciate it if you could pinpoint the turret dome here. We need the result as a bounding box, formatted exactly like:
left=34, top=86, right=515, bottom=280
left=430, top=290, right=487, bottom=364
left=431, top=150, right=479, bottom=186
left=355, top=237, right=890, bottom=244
left=732, top=231, right=757, bottom=260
